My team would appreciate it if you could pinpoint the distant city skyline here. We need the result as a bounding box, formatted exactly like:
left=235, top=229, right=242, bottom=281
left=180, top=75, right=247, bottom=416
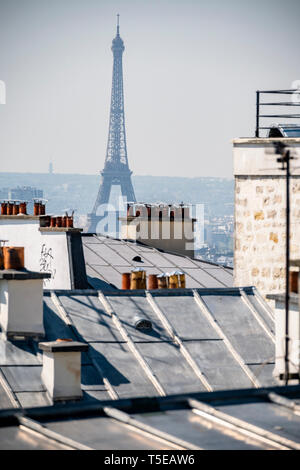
left=0, top=0, right=299, bottom=178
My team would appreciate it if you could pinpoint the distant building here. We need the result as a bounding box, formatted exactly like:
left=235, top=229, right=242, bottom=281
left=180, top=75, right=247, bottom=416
left=120, top=203, right=195, bottom=258
left=8, top=186, right=43, bottom=201
left=0, top=186, right=44, bottom=215
left=49, top=162, right=54, bottom=174
left=0, top=187, right=9, bottom=200
left=0, top=186, right=43, bottom=202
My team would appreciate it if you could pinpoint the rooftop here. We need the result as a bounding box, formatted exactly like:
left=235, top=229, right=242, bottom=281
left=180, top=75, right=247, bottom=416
left=0, top=285, right=275, bottom=410
left=82, top=234, right=233, bottom=290
left=1, top=384, right=300, bottom=450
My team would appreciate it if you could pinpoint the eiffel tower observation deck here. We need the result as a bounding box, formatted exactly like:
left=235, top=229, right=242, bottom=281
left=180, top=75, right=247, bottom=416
left=86, top=16, right=136, bottom=233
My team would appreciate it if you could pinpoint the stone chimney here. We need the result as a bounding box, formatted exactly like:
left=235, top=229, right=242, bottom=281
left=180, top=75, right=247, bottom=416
left=120, top=203, right=195, bottom=258
left=233, top=137, right=300, bottom=298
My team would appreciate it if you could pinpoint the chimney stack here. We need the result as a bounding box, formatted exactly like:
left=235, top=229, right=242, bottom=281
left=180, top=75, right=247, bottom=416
left=270, top=261, right=300, bottom=383
left=0, top=249, right=51, bottom=340
left=39, top=340, right=88, bottom=402
left=120, top=203, right=195, bottom=258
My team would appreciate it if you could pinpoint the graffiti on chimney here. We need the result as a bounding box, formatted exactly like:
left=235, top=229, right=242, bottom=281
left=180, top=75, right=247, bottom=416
left=39, top=244, right=56, bottom=283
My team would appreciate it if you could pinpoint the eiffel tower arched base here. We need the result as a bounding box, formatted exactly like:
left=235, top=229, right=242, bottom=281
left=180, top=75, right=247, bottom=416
left=86, top=171, right=136, bottom=233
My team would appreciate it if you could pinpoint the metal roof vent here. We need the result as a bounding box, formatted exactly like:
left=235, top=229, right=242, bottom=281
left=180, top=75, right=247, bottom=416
left=132, top=255, right=143, bottom=263
left=134, top=315, right=152, bottom=331
left=39, top=339, right=88, bottom=402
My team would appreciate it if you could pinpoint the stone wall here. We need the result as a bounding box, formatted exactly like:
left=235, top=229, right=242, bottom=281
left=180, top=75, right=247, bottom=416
left=234, top=175, right=300, bottom=295
left=233, top=138, right=300, bottom=298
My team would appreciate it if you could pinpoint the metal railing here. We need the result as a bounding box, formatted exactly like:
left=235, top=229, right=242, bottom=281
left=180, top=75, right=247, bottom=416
left=255, top=89, right=300, bottom=138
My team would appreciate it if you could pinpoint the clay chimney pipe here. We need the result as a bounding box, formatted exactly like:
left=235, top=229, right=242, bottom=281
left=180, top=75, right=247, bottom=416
left=34, top=202, right=40, bottom=216
left=56, top=216, right=62, bottom=228
left=19, top=202, right=27, bottom=215
left=122, top=273, right=131, bottom=290
left=7, top=203, right=13, bottom=216
left=3, top=247, right=25, bottom=270
left=39, top=204, right=46, bottom=216
left=13, top=204, right=19, bottom=216
left=50, top=217, right=56, bottom=228
left=1, top=203, right=7, bottom=216
left=66, top=217, right=73, bottom=228
left=148, top=274, right=158, bottom=290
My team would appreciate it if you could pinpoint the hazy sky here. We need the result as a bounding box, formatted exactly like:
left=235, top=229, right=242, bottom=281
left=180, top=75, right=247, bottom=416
left=0, top=0, right=299, bottom=177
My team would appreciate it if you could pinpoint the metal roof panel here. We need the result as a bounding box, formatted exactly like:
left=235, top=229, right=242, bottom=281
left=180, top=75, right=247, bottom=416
left=135, top=342, right=206, bottom=395
left=184, top=340, right=253, bottom=390
left=153, top=294, right=220, bottom=340
left=58, top=295, right=123, bottom=343
left=106, top=295, right=172, bottom=342
left=89, top=342, right=158, bottom=398
left=201, top=294, right=275, bottom=364
left=1, top=366, right=45, bottom=393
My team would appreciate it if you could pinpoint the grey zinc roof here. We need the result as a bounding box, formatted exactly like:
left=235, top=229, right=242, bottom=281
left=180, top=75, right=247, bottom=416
left=1, top=385, right=300, bottom=450
left=0, top=286, right=276, bottom=409
left=82, top=234, right=233, bottom=290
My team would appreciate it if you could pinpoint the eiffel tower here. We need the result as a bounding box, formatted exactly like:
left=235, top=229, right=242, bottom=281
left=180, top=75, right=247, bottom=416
left=86, top=16, right=136, bottom=233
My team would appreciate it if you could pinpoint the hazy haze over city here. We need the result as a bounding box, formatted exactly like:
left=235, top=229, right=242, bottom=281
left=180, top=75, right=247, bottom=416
left=0, top=0, right=299, bottom=178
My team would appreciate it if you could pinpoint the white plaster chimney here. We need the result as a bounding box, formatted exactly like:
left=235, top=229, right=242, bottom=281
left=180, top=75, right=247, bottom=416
left=269, top=264, right=300, bottom=384
left=39, top=340, right=88, bottom=402
left=0, top=270, right=51, bottom=340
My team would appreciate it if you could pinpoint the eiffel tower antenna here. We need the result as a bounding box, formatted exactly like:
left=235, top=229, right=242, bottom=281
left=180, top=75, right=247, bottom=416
left=86, top=19, right=136, bottom=233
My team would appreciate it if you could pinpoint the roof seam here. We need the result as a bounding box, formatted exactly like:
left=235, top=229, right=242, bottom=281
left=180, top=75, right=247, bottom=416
left=86, top=262, right=115, bottom=286
left=186, top=258, right=229, bottom=288
left=83, top=242, right=110, bottom=266
left=104, top=406, right=200, bottom=450
left=144, top=245, right=208, bottom=288
left=97, top=291, right=166, bottom=397
left=146, top=292, right=212, bottom=392
left=84, top=235, right=233, bottom=289
left=189, top=398, right=299, bottom=450
left=193, top=290, right=261, bottom=389
left=240, top=290, right=275, bottom=343
left=144, top=242, right=230, bottom=288
left=0, top=367, right=20, bottom=409
left=253, top=288, right=275, bottom=321
left=19, top=416, right=93, bottom=450
left=102, top=236, right=145, bottom=267
left=50, top=291, right=119, bottom=401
